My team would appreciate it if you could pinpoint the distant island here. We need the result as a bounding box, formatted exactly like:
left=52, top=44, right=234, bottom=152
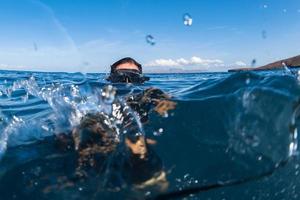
left=144, top=68, right=207, bottom=74
left=228, top=55, right=300, bottom=72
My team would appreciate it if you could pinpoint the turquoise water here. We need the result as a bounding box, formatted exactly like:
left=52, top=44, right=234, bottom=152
left=0, top=69, right=300, bottom=199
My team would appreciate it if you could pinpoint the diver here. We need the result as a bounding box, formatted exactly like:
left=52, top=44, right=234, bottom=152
left=52, top=58, right=176, bottom=192
left=107, top=57, right=176, bottom=122
left=70, top=56, right=176, bottom=186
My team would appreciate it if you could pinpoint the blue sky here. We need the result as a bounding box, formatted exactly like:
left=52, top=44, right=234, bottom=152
left=0, top=0, right=299, bottom=72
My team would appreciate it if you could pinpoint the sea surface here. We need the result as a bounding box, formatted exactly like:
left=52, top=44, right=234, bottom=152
left=1, top=69, right=300, bottom=200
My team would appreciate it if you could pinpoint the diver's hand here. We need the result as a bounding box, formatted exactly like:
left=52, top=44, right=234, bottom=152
left=154, top=100, right=177, bottom=116
left=143, top=87, right=171, bottom=100
left=146, top=138, right=157, bottom=145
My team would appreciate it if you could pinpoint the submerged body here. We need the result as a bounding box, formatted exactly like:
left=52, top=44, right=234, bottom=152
left=1, top=70, right=300, bottom=200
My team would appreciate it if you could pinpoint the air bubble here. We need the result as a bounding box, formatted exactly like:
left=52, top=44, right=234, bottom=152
left=183, top=173, right=190, bottom=179
left=245, top=78, right=250, bottom=84
left=183, top=13, right=193, bottom=26
left=153, top=128, right=164, bottom=136
left=145, top=191, right=151, bottom=196
left=146, top=35, right=155, bottom=45
left=257, top=156, right=262, bottom=161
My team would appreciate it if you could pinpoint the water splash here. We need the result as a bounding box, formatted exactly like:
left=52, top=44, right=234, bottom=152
left=146, top=35, right=156, bottom=45
left=0, top=76, right=145, bottom=158
left=289, top=101, right=300, bottom=156
left=282, top=62, right=292, bottom=74
left=183, top=13, right=193, bottom=26
left=0, top=116, right=25, bottom=159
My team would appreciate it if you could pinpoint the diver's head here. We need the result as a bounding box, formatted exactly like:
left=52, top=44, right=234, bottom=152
left=107, top=57, right=150, bottom=84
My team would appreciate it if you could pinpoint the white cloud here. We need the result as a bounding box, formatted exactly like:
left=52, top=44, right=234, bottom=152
left=145, top=59, right=180, bottom=67
left=234, top=61, right=247, bottom=67
left=145, top=56, right=224, bottom=68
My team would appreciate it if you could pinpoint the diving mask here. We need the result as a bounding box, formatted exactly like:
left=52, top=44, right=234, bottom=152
left=107, top=69, right=150, bottom=84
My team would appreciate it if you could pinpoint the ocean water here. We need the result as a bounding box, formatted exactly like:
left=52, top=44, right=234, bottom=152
left=0, top=69, right=300, bottom=199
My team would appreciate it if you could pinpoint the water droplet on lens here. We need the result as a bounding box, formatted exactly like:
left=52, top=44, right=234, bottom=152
left=82, top=61, right=90, bottom=66
left=183, top=13, right=193, bottom=26
left=146, top=35, right=155, bottom=45
left=262, top=30, right=267, bottom=39
left=33, top=42, right=38, bottom=51
left=251, top=59, right=257, bottom=67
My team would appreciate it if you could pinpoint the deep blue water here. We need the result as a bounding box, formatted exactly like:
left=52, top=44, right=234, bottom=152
left=1, top=69, right=300, bottom=199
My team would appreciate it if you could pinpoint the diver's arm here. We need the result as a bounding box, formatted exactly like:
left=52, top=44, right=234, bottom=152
left=140, top=88, right=177, bottom=116
left=125, top=87, right=176, bottom=122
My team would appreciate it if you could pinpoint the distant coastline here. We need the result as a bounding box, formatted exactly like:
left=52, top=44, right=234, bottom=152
left=228, top=55, right=300, bottom=72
